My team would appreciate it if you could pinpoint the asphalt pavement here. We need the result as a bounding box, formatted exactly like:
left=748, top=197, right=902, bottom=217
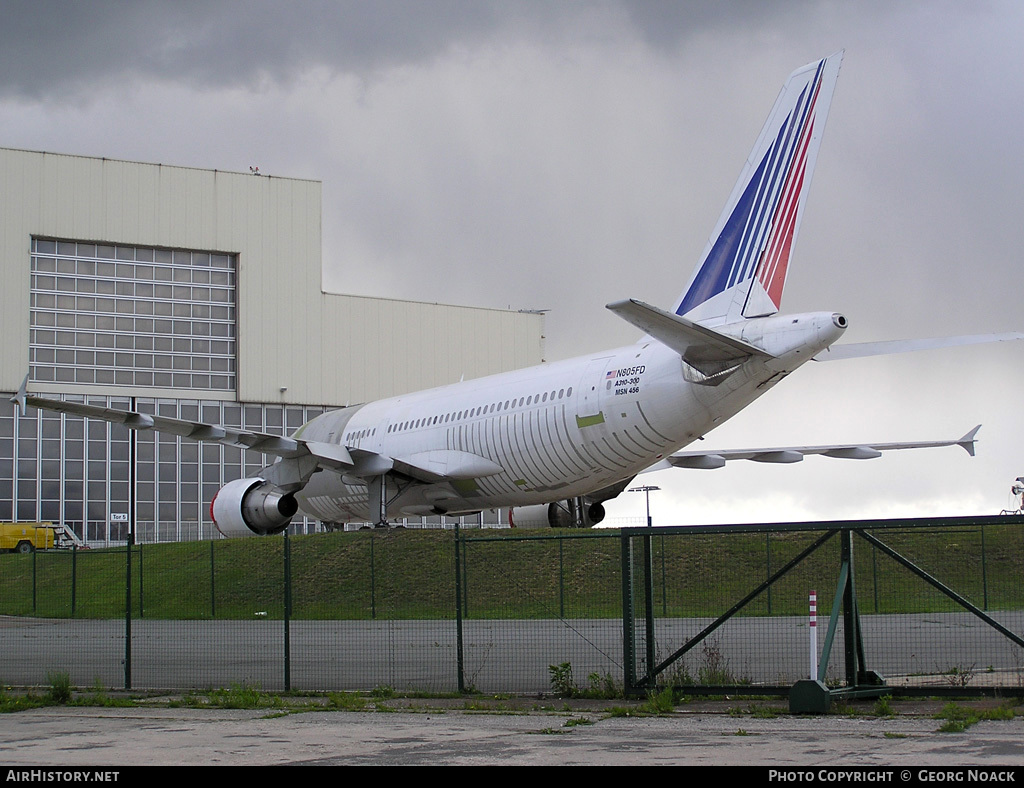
left=2, top=699, right=1023, bottom=766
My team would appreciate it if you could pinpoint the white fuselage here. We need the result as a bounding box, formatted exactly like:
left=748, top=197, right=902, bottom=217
left=291, top=311, right=846, bottom=522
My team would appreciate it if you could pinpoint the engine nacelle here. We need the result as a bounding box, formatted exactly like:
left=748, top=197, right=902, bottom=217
left=508, top=503, right=567, bottom=529
left=211, top=478, right=298, bottom=538
left=508, top=499, right=606, bottom=529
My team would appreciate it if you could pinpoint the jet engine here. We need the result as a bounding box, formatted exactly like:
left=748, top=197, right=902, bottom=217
left=508, top=499, right=606, bottom=529
left=211, top=478, right=299, bottom=538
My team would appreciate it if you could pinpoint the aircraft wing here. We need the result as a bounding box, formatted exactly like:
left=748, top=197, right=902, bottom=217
left=815, top=333, right=1024, bottom=361
left=655, top=425, right=981, bottom=470
left=11, top=380, right=504, bottom=485
left=11, top=380, right=356, bottom=470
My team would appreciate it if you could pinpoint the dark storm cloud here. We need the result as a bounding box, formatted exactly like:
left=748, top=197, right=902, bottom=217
left=0, top=0, right=823, bottom=99
left=0, top=0, right=516, bottom=97
left=617, top=0, right=813, bottom=49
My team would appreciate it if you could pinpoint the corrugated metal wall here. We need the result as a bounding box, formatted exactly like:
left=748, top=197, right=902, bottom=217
left=0, top=147, right=543, bottom=406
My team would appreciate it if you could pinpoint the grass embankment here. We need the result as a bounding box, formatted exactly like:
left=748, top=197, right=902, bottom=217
left=0, top=524, right=1020, bottom=621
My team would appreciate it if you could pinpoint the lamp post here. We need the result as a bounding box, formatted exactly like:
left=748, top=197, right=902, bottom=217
left=628, top=485, right=660, bottom=527
left=629, top=484, right=662, bottom=672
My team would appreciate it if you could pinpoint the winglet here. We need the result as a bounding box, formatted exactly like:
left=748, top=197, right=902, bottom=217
left=958, top=425, right=981, bottom=457
left=10, top=374, right=28, bottom=416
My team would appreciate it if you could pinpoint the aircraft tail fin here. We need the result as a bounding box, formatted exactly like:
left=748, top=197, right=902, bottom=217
left=673, top=52, right=843, bottom=326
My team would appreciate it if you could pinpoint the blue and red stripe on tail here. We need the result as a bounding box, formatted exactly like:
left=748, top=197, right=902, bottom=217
left=673, top=52, right=843, bottom=326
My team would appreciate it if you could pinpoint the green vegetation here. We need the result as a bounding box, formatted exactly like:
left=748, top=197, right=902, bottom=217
left=935, top=702, right=1017, bottom=732
left=0, top=688, right=59, bottom=713
left=548, top=663, right=576, bottom=698
left=942, top=664, right=976, bottom=688
left=545, top=664, right=624, bottom=699
left=0, top=531, right=457, bottom=620
left=79, top=678, right=136, bottom=708
left=45, top=671, right=71, bottom=704
left=197, top=683, right=282, bottom=710
left=0, top=523, right=1022, bottom=621
left=640, top=687, right=677, bottom=714
left=1, top=680, right=1019, bottom=725
left=585, top=671, right=621, bottom=699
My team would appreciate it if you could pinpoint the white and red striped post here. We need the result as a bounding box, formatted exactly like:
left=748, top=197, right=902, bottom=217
left=809, top=590, right=818, bottom=680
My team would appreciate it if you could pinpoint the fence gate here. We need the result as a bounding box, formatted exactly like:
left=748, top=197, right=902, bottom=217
left=619, top=515, right=1024, bottom=712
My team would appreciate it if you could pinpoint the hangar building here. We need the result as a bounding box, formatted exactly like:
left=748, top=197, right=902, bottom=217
left=0, top=147, right=544, bottom=545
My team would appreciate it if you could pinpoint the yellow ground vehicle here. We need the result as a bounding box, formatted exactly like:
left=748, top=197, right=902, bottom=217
left=0, top=523, right=56, bottom=553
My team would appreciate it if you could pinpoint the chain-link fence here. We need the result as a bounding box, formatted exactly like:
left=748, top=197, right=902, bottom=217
left=619, top=518, right=1024, bottom=699
left=0, top=516, right=1021, bottom=697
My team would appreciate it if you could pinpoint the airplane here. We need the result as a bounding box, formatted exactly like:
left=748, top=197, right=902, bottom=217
left=12, top=51, right=1024, bottom=535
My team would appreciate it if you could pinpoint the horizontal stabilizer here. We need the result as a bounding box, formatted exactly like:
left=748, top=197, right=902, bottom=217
left=663, top=425, right=981, bottom=469
left=607, top=299, right=770, bottom=378
left=815, top=333, right=1024, bottom=361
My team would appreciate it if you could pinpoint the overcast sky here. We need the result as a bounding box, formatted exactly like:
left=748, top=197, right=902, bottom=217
left=3, top=0, right=1023, bottom=525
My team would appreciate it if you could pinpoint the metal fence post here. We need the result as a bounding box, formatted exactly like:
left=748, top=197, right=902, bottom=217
left=462, top=532, right=468, bottom=618
left=126, top=394, right=136, bottom=690
left=124, top=541, right=132, bottom=690
left=643, top=530, right=655, bottom=686
left=284, top=530, right=291, bottom=692
left=660, top=533, right=667, bottom=617
left=461, top=535, right=469, bottom=619
left=454, top=522, right=465, bottom=693
left=369, top=532, right=376, bottom=620
left=840, top=529, right=854, bottom=686
left=138, top=542, right=143, bottom=619
left=558, top=537, right=565, bottom=619
left=620, top=531, right=636, bottom=695
left=210, top=539, right=215, bottom=619
left=71, top=545, right=77, bottom=617
left=872, top=543, right=879, bottom=613
left=981, top=524, right=989, bottom=610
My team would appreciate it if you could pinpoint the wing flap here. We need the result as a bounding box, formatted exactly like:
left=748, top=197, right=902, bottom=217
left=392, top=450, right=504, bottom=484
